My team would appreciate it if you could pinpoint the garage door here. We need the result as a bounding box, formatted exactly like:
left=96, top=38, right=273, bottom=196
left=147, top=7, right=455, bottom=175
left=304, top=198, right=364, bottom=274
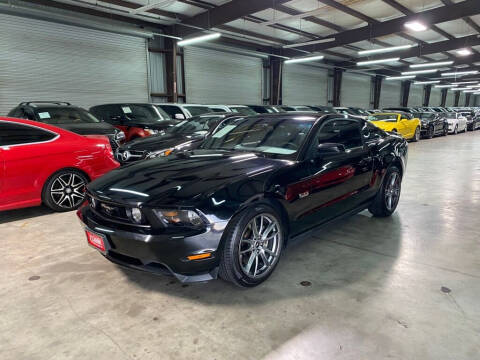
left=409, top=85, right=424, bottom=107
left=184, top=46, right=262, bottom=104
left=0, top=13, right=149, bottom=115
left=379, top=81, right=401, bottom=108
left=429, top=88, right=442, bottom=106
left=341, top=72, right=371, bottom=108
left=282, top=64, right=328, bottom=105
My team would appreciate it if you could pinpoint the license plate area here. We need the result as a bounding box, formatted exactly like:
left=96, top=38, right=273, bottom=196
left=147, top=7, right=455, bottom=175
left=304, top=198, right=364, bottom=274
left=85, top=229, right=108, bottom=254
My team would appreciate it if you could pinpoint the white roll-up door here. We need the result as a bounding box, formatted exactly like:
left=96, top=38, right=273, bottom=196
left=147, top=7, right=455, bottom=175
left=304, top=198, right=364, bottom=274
left=409, top=85, right=424, bottom=107
left=341, top=72, right=371, bottom=108
left=184, top=46, right=262, bottom=104
left=379, top=81, right=401, bottom=108
left=429, top=88, right=442, bottom=106
left=0, top=13, right=149, bottom=115
left=282, top=64, right=328, bottom=105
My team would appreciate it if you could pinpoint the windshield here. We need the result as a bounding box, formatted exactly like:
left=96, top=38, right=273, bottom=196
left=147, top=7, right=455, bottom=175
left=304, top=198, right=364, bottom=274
left=368, top=114, right=398, bottom=122
left=201, top=117, right=314, bottom=157
left=418, top=113, right=435, bottom=119
left=35, top=107, right=100, bottom=124
left=349, top=108, right=368, bottom=115
left=184, top=106, right=212, bottom=116
left=121, top=104, right=171, bottom=123
left=167, top=115, right=223, bottom=135
left=229, top=106, right=258, bottom=116
left=309, top=106, right=335, bottom=113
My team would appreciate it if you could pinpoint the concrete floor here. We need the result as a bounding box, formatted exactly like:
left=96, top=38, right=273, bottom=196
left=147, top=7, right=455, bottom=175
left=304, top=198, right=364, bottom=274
left=1, top=131, right=480, bottom=360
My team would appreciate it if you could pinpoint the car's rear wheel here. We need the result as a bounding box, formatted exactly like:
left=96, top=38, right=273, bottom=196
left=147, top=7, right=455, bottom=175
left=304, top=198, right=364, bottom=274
left=368, top=166, right=402, bottom=217
left=219, top=205, right=284, bottom=287
left=427, top=125, right=434, bottom=139
left=442, top=125, right=448, bottom=136
left=42, top=169, right=88, bottom=212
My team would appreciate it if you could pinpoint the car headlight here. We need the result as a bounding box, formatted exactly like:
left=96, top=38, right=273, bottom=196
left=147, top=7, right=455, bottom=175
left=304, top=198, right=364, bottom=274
left=114, top=129, right=126, bottom=142
left=146, top=149, right=173, bottom=159
left=145, top=128, right=159, bottom=135
left=154, top=209, right=204, bottom=227
left=126, top=207, right=144, bottom=224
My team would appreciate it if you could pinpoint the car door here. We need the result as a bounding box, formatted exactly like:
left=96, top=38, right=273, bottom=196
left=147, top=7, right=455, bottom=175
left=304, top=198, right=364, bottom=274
left=289, top=118, right=374, bottom=235
left=0, top=121, right=58, bottom=210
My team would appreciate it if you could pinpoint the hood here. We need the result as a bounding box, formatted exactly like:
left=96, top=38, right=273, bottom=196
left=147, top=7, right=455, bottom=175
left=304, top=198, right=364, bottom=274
left=57, top=122, right=117, bottom=136
left=121, top=132, right=205, bottom=152
left=128, top=120, right=178, bottom=130
left=88, top=150, right=288, bottom=207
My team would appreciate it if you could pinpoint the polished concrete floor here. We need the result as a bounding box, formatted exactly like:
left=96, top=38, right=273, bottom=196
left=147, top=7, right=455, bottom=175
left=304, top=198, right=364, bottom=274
left=1, top=131, right=480, bottom=360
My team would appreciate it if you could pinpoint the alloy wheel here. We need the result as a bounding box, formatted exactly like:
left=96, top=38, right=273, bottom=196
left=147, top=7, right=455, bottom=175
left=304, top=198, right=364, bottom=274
left=384, top=172, right=401, bottom=212
left=50, top=173, right=86, bottom=209
left=238, top=214, right=281, bottom=278
left=415, top=128, right=420, bottom=141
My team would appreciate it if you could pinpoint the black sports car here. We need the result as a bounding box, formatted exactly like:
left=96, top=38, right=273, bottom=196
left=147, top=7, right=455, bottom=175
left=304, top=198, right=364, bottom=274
left=115, top=113, right=242, bottom=164
left=78, top=113, right=408, bottom=287
left=460, top=111, right=480, bottom=131
left=417, top=112, right=449, bottom=138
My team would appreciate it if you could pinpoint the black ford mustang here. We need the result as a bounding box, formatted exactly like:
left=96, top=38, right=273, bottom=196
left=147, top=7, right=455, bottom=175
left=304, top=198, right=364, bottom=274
left=417, top=112, right=448, bottom=138
left=78, top=113, right=408, bottom=287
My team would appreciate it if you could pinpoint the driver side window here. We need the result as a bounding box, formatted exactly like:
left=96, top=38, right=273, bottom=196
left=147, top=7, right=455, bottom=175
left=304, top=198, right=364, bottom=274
left=312, top=119, right=363, bottom=152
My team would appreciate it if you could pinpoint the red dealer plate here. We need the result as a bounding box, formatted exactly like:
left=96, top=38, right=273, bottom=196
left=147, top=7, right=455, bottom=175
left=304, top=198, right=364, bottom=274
left=86, top=229, right=107, bottom=253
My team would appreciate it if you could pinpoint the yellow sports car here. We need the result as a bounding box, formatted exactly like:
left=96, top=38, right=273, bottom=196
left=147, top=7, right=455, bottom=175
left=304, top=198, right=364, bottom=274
left=368, top=112, right=421, bottom=141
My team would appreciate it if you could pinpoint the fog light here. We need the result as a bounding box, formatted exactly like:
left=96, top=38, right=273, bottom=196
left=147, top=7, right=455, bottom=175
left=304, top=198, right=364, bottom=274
left=131, top=207, right=142, bottom=223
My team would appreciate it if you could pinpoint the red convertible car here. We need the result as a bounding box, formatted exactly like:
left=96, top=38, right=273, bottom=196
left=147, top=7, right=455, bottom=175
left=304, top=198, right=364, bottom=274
left=0, top=117, right=119, bottom=212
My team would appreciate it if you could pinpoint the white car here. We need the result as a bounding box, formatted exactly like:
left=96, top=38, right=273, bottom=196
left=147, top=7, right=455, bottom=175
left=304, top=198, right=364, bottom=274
left=207, top=104, right=258, bottom=116
left=156, top=103, right=213, bottom=120
left=445, top=112, right=468, bottom=134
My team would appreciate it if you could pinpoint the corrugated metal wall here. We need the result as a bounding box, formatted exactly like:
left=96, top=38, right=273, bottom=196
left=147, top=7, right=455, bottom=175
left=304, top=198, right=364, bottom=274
left=429, top=88, right=442, bottom=106
left=341, top=72, right=371, bottom=108
left=409, top=85, right=424, bottom=107
left=183, top=46, right=262, bottom=104
left=379, top=81, right=401, bottom=108
left=0, top=13, right=149, bottom=114
left=282, top=64, right=328, bottom=105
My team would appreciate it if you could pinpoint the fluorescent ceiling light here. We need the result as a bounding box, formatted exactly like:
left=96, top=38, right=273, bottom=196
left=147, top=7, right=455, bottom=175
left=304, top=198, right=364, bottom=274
left=410, top=61, right=454, bottom=68
left=451, top=81, right=479, bottom=85
left=402, top=69, right=438, bottom=75
left=284, top=55, right=325, bottom=64
left=357, top=57, right=400, bottom=66
left=450, top=87, right=471, bottom=91
left=456, top=48, right=473, bottom=56
left=463, top=90, right=478, bottom=93
left=434, top=84, right=458, bottom=88
left=414, top=80, right=440, bottom=85
left=177, top=33, right=221, bottom=46
left=283, top=38, right=335, bottom=49
left=404, top=21, right=428, bottom=32
left=358, top=44, right=414, bottom=56
left=386, top=75, right=416, bottom=81
left=441, top=70, right=479, bottom=76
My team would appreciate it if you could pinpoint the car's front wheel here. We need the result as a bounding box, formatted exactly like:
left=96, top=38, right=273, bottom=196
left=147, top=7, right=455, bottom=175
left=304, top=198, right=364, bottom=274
left=42, top=169, right=88, bottom=212
left=219, top=205, right=284, bottom=287
left=412, top=127, right=420, bottom=142
left=368, top=166, right=402, bottom=217
left=427, top=125, right=434, bottom=139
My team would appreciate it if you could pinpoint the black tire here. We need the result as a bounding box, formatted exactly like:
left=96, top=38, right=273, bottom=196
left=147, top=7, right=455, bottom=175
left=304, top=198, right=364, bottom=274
left=219, top=204, right=285, bottom=287
left=411, top=127, right=420, bottom=142
left=427, top=125, right=434, bottom=139
left=453, top=125, right=458, bottom=135
left=442, top=125, right=448, bottom=136
left=42, top=169, right=88, bottom=212
left=368, top=166, right=402, bottom=218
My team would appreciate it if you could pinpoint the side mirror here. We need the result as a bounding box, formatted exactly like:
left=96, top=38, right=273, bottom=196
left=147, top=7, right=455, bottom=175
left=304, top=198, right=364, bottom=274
left=175, top=113, right=186, bottom=120
left=317, top=143, right=346, bottom=155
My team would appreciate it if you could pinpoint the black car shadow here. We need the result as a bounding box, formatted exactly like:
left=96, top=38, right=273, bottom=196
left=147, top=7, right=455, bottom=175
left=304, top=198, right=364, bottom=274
left=0, top=205, right=55, bottom=224
left=117, top=211, right=402, bottom=305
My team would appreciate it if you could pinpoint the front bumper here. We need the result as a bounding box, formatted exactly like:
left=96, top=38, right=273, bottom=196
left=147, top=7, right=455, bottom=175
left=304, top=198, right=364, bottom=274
left=78, top=205, right=227, bottom=283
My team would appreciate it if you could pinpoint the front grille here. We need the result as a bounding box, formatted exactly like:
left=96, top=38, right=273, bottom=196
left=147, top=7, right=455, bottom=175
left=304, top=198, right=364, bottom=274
left=109, top=137, right=119, bottom=152
left=116, top=149, right=146, bottom=163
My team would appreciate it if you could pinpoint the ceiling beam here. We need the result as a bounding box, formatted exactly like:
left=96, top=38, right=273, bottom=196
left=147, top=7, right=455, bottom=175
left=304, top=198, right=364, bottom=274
left=294, top=0, right=480, bottom=53
left=176, top=0, right=291, bottom=37
left=99, top=0, right=185, bottom=20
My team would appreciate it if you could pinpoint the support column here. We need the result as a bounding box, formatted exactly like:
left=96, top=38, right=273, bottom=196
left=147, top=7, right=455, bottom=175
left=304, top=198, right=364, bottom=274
left=270, top=57, right=283, bottom=105
left=372, top=75, right=382, bottom=109
left=165, top=38, right=178, bottom=103
left=332, top=68, right=343, bottom=107
left=465, top=93, right=471, bottom=106
left=454, top=92, right=460, bottom=107
left=423, top=85, right=432, bottom=107
left=401, top=81, right=411, bottom=107
left=440, top=89, right=448, bottom=107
